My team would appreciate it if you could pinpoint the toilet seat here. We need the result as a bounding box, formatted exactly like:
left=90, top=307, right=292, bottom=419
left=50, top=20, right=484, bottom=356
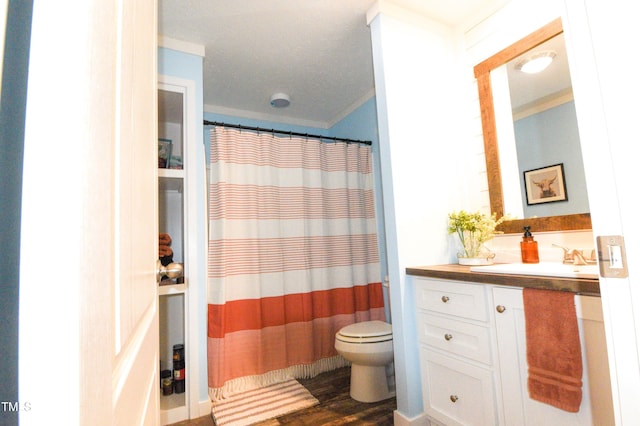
left=336, top=320, right=392, bottom=343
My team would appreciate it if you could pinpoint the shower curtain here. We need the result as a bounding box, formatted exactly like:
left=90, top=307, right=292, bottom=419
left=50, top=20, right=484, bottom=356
left=207, top=127, right=385, bottom=400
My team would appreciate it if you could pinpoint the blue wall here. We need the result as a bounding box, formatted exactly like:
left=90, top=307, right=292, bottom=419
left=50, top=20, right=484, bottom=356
left=203, top=112, right=330, bottom=161
left=330, top=97, right=379, bottom=143
left=514, top=101, right=590, bottom=217
left=329, top=98, right=389, bottom=320
left=203, top=97, right=379, bottom=150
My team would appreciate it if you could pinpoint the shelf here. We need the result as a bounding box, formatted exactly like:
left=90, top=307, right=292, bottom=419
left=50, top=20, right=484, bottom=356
left=159, top=280, right=187, bottom=296
left=160, top=391, right=187, bottom=425
left=159, top=168, right=185, bottom=179
left=159, top=78, right=197, bottom=425
left=159, top=171, right=184, bottom=192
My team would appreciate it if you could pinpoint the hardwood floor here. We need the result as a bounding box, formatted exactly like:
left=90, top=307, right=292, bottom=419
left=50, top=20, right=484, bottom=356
left=169, top=367, right=396, bottom=425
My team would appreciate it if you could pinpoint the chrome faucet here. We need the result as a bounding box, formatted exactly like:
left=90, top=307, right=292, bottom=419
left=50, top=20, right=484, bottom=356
left=552, top=244, right=594, bottom=265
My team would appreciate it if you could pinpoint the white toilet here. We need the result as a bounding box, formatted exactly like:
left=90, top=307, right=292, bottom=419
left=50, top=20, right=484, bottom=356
left=335, top=320, right=395, bottom=403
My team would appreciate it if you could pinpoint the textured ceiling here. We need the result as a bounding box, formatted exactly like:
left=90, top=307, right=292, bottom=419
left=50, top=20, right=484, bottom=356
left=158, top=0, right=510, bottom=128
left=507, top=33, right=571, bottom=112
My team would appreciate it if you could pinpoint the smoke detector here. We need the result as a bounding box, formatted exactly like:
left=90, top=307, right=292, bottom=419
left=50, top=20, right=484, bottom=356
left=270, top=93, right=290, bottom=108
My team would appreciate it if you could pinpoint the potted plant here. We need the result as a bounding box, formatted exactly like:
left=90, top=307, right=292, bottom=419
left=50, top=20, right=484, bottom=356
left=448, top=210, right=505, bottom=265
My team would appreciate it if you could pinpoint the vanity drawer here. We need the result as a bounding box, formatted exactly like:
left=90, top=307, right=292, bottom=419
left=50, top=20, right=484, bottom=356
left=420, top=348, right=496, bottom=426
left=414, top=278, right=488, bottom=322
left=417, top=312, right=492, bottom=365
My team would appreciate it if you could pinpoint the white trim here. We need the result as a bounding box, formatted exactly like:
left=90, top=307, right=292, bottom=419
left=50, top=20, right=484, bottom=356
left=197, top=399, right=213, bottom=418
left=366, top=0, right=452, bottom=33
left=206, top=89, right=376, bottom=130
left=158, top=36, right=205, bottom=57
left=563, top=1, right=640, bottom=423
left=327, top=88, right=376, bottom=128
left=158, top=74, right=203, bottom=419
left=204, top=103, right=329, bottom=129
left=393, top=410, right=430, bottom=426
left=511, top=88, right=573, bottom=121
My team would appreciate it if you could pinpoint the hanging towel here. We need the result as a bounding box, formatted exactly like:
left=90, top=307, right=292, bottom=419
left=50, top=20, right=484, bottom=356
left=159, top=245, right=173, bottom=258
left=159, top=233, right=172, bottom=245
left=523, top=288, right=583, bottom=412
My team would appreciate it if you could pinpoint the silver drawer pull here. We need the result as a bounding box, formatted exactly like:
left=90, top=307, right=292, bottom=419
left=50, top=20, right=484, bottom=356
left=441, top=295, right=450, bottom=303
left=496, top=305, right=506, bottom=313
left=444, top=333, right=453, bottom=341
left=450, top=395, right=459, bottom=403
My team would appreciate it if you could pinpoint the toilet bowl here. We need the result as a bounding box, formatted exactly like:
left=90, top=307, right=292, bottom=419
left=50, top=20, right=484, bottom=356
left=335, top=320, right=395, bottom=403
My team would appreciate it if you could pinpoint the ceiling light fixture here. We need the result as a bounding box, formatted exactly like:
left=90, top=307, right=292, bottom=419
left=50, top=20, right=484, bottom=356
left=515, top=50, right=556, bottom=74
left=270, top=93, right=290, bottom=108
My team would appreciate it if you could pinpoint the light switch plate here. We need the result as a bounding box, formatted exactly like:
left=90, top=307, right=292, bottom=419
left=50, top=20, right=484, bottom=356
left=596, top=235, right=628, bottom=278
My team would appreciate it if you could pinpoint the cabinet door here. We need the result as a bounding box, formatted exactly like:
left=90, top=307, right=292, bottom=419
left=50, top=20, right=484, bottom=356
left=420, top=349, right=496, bottom=426
left=493, top=287, right=611, bottom=425
left=492, top=288, right=528, bottom=425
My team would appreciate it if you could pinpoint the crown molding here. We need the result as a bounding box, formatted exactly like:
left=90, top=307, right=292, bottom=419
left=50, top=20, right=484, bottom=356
left=158, top=36, right=205, bottom=57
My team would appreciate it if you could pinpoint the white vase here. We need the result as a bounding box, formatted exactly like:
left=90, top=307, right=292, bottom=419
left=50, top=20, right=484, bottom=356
left=457, top=248, right=495, bottom=265
left=458, top=256, right=494, bottom=266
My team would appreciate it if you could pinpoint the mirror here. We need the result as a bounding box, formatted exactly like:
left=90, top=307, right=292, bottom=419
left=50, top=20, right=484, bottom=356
left=473, top=18, right=591, bottom=234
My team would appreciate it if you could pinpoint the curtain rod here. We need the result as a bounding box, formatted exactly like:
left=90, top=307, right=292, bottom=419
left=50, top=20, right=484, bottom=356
left=203, top=120, right=372, bottom=146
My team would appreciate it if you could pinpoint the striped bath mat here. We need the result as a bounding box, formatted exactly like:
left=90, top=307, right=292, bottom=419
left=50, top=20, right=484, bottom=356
left=211, top=379, right=319, bottom=425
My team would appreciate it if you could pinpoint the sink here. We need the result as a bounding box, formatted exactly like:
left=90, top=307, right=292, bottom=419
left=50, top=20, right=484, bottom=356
left=470, top=262, right=599, bottom=279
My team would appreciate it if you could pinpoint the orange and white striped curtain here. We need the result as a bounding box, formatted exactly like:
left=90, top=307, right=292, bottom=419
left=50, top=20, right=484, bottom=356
left=207, top=127, right=385, bottom=399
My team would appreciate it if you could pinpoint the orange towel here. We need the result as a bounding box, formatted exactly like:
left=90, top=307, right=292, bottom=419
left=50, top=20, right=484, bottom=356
left=159, top=245, right=173, bottom=257
left=159, top=233, right=172, bottom=245
left=523, top=288, right=583, bottom=412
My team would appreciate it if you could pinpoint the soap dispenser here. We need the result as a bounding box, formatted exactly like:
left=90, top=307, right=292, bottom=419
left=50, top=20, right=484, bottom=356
left=520, top=226, right=539, bottom=264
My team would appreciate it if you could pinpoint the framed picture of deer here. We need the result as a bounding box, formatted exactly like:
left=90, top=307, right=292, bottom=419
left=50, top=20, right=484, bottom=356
left=523, top=163, right=567, bottom=205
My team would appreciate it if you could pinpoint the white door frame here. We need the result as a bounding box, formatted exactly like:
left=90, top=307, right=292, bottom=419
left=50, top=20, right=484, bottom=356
left=564, top=1, right=640, bottom=423
left=158, top=74, right=205, bottom=422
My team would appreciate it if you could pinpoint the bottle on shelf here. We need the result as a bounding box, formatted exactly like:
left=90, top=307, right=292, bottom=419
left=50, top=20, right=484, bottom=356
left=173, top=344, right=186, bottom=394
left=161, top=369, right=173, bottom=396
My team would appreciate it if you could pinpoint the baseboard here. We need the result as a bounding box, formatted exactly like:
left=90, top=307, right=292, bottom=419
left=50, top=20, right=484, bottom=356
left=394, top=409, right=431, bottom=426
left=196, top=399, right=212, bottom=419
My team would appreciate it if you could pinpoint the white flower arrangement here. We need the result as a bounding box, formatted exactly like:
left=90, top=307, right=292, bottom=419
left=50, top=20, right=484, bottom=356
left=447, top=210, right=505, bottom=259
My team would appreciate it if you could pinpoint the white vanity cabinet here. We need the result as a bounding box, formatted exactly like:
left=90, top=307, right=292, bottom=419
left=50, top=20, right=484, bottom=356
left=414, top=278, right=499, bottom=426
left=413, top=276, right=614, bottom=426
left=493, top=287, right=614, bottom=426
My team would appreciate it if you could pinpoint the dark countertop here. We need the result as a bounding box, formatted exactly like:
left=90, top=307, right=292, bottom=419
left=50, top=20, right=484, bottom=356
left=406, top=264, right=600, bottom=296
